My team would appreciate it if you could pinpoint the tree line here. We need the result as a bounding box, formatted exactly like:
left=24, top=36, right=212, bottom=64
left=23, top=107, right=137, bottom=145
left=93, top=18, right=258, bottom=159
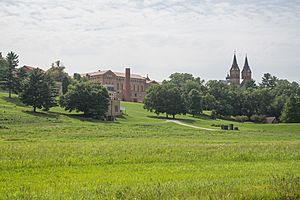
left=144, top=73, right=300, bottom=123
left=0, top=52, right=109, bottom=118
left=1, top=51, right=300, bottom=122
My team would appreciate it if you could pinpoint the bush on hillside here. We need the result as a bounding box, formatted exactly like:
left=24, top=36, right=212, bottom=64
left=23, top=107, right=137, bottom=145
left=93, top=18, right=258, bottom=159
left=59, top=81, right=109, bottom=118
left=280, top=96, right=300, bottom=123
left=250, top=114, right=266, bottom=123
left=234, top=115, right=249, bottom=122
left=210, top=110, right=218, bottom=120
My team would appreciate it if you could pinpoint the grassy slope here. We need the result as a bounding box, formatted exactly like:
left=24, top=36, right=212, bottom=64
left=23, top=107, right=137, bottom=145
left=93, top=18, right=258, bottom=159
left=0, top=92, right=299, bottom=199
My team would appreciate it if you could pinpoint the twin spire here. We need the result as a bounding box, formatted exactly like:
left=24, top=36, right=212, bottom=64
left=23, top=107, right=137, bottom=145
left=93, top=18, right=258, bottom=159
left=230, top=53, right=239, bottom=71
left=228, top=52, right=252, bottom=85
left=230, top=53, right=251, bottom=73
left=242, top=55, right=251, bottom=72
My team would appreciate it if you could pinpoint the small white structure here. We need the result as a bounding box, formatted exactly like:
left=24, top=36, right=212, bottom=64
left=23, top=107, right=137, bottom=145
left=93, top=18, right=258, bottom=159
left=55, top=81, right=63, bottom=95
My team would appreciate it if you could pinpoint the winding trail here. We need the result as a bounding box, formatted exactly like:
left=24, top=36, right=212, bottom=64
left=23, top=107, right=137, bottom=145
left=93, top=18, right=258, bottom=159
left=166, top=120, right=216, bottom=131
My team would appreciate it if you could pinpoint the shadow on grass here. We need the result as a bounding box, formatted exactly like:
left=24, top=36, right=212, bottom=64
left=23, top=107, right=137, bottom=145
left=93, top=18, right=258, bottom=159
left=193, top=114, right=213, bottom=120
left=22, top=110, right=59, bottom=118
left=117, top=115, right=127, bottom=119
left=47, top=111, right=120, bottom=124
left=147, top=115, right=197, bottom=124
left=147, top=115, right=167, bottom=120
left=1, top=96, right=27, bottom=107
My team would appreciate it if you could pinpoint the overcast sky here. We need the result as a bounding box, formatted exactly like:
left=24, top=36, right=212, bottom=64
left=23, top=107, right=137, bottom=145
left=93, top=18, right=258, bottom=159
left=1, top=0, right=300, bottom=83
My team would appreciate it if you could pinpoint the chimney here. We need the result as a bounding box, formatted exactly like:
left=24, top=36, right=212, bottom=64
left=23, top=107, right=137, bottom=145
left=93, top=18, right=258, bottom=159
left=124, top=68, right=131, bottom=101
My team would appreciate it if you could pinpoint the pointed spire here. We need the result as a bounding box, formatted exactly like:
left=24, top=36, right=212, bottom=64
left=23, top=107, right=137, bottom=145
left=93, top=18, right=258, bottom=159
left=242, top=54, right=251, bottom=72
left=146, top=74, right=150, bottom=81
left=230, top=52, right=240, bottom=71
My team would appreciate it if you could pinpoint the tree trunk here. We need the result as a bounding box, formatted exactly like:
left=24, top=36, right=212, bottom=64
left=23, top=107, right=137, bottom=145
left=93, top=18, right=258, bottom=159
left=33, top=106, right=36, bottom=112
left=8, top=90, right=11, bottom=98
left=166, top=113, right=168, bottom=118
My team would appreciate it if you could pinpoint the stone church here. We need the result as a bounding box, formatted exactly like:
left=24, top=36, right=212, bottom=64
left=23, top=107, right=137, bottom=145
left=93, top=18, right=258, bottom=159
left=226, top=53, right=252, bottom=85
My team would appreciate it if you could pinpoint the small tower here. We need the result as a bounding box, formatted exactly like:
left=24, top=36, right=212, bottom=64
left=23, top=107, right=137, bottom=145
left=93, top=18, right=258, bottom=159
left=146, top=74, right=150, bottom=81
left=123, top=68, right=132, bottom=102
left=241, top=55, right=252, bottom=84
left=229, top=53, right=240, bottom=85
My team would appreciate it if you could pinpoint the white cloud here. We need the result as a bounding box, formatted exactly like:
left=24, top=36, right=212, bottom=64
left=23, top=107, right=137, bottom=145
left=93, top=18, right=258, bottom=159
left=0, top=0, right=300, bottom=82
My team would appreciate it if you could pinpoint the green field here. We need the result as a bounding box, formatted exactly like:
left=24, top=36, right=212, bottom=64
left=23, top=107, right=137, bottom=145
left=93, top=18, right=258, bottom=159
left=0, top=92, right=300, bottom=199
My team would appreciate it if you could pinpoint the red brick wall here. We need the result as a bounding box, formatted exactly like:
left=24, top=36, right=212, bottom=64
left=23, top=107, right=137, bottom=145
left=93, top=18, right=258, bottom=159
left=123, top=68, right=131, bottom=101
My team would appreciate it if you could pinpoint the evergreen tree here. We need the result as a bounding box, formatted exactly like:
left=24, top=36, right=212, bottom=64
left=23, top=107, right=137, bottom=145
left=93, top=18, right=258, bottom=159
left=20, top=68, right=57, bottom=112
left=60, top=81, right=109, bottom=117
left=4, top=52, right=19, bottom=98
left=188, top=89, right=203, bottom=117
left=62, top=76, right=70, bottom=94
left=15, top=67, right=29, bottom=93
left=281, top=96, right=300, bottom=123
left=0, top=55, right=7, bottom=86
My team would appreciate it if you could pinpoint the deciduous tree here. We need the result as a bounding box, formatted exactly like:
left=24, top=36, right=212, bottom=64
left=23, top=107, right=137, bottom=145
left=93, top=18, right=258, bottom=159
left=281, top=96, right=300, bottom=123
left=60, top=81, right=109, bottom=117
left=144, top=83, right=186, bottom=119
left=188, top=89, right=203, bottom=117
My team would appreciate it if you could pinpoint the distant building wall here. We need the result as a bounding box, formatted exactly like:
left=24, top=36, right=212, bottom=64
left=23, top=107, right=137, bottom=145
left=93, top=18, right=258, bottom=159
left=84, top=68, right=157, bottom=102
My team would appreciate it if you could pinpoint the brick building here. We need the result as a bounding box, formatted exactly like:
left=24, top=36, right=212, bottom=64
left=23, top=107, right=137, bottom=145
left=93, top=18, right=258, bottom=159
left=84, top=68, right=158, bottom=102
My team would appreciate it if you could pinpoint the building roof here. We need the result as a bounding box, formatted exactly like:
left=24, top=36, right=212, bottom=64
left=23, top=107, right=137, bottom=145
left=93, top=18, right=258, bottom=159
left=146, top=80, right=160, bottom=84
left=22, top=65, right=36, bottom=72
left=85, top=70, right=146, bottom=80
left=242, top=55, right=251, bottom=73
left=230, top=54, right=240, bottom=71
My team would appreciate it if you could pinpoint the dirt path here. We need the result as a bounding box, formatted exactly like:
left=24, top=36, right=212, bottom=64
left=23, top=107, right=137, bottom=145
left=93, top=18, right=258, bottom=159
left=166, top=120, right=216, bottom=131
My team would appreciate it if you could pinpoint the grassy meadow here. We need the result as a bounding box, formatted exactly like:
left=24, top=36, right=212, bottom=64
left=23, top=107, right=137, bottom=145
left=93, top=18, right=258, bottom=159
left=0, top=91, right=300, bottom=199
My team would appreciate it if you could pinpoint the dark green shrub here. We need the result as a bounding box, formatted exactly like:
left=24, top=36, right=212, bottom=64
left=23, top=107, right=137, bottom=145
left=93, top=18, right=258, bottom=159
left=250, top=114, right=266, bottom=123
left=235, top=115, right=249, bottom=122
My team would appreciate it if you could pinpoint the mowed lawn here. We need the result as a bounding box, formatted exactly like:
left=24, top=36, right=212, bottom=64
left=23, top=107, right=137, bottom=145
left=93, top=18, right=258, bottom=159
left=0, top=92, right=300, bottom=199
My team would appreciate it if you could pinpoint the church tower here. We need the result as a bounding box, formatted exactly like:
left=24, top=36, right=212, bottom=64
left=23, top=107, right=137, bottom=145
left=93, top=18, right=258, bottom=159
left=229, top=53, right=240, bottom=85
left=241, top=55, right=252, bottom=84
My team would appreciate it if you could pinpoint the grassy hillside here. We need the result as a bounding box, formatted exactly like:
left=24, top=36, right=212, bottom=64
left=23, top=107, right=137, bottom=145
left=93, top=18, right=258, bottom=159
left=0, top=92, right=299, bottom=199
